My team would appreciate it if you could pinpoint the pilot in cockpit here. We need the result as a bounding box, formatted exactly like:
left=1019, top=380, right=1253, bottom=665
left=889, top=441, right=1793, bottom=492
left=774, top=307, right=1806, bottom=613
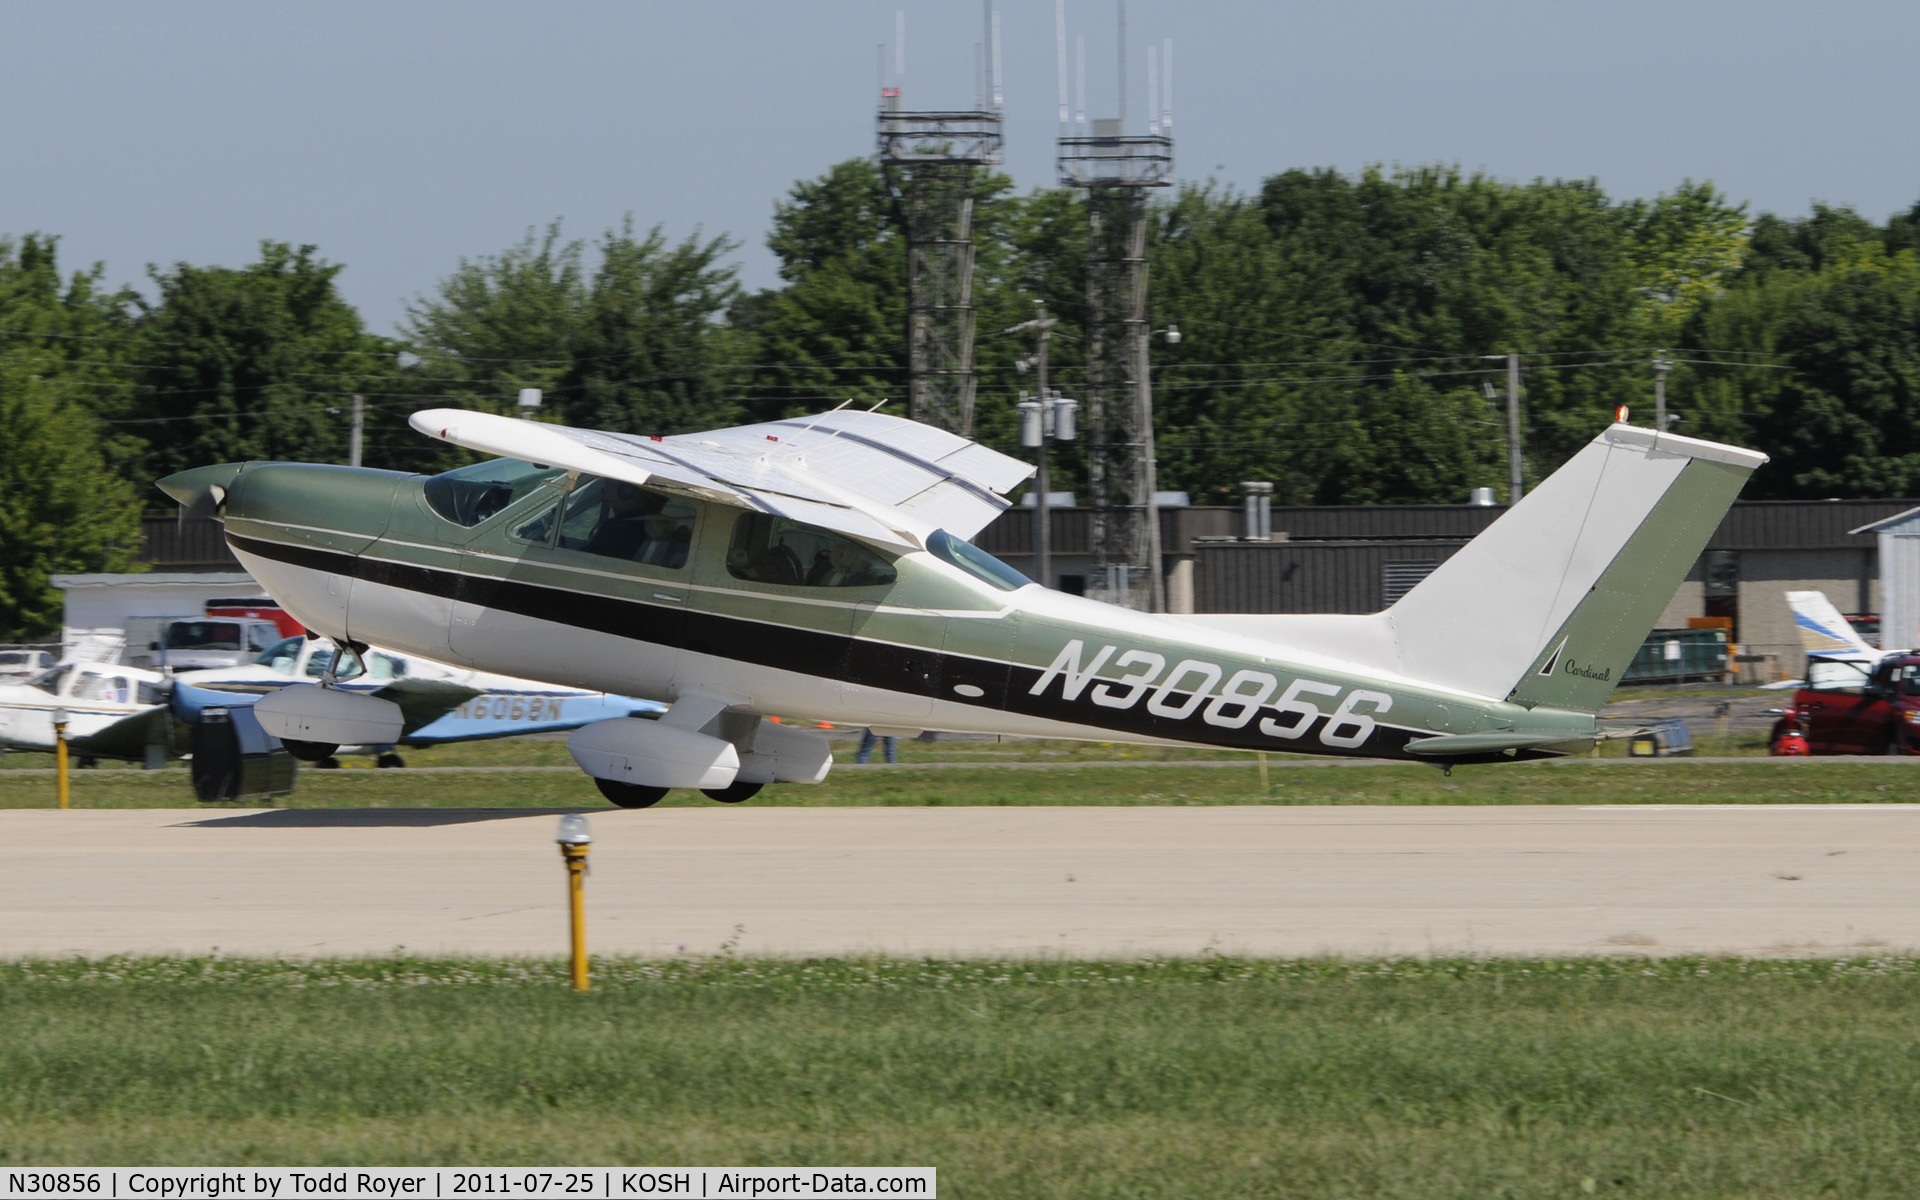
left=585, top=482, right=661, bottom=559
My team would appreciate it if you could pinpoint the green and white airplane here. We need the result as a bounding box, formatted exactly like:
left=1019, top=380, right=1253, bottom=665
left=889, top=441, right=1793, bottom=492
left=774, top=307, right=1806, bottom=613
left=157, top=407, right=1765, bottom=807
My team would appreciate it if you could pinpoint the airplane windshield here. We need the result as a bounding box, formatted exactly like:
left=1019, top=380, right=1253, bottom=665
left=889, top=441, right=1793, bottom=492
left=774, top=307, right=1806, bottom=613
left=26, top=665, right=71, bottom=696
left=255, top=636, right=305, bottom=674
left=425, top=459, right=564, bottom=527
left=928, top=529, right=1031, bottom=592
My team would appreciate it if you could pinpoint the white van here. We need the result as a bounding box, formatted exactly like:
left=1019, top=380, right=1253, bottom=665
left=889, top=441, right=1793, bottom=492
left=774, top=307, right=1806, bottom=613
left=125, top=616, right=283, bottom=670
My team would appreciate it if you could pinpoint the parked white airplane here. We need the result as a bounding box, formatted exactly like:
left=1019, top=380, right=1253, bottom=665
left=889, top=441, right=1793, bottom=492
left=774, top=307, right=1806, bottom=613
left=0, top=660, right=171, bottom=763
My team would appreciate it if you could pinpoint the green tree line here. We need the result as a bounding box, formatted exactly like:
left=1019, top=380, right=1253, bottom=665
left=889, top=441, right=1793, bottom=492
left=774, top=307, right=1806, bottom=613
left=5, top=163, right=1920, bottom=636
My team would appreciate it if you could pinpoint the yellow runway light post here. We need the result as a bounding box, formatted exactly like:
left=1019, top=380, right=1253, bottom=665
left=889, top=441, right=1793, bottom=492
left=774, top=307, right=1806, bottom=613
left=52, top=706, right=70, bottom=810
left=556, top=814, right=592, bottom=991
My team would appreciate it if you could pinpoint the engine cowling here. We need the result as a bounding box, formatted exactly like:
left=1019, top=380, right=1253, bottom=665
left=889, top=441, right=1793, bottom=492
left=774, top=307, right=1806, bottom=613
left=253, top=685, right=405, bottom=747
left=568, top=717, right=739, bottom=790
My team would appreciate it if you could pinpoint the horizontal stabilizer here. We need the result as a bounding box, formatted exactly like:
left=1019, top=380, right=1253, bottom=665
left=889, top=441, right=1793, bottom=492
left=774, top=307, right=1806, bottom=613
left=1402, top=731, right=1590, bottom=757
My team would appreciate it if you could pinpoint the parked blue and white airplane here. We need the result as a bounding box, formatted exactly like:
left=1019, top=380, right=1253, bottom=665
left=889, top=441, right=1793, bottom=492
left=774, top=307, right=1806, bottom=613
left=172, top=635, right=659, bottom=766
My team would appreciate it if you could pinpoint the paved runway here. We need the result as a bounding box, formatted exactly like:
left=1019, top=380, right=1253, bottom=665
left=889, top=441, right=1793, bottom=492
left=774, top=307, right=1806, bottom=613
left=5, top=806, right=1919, bottom=959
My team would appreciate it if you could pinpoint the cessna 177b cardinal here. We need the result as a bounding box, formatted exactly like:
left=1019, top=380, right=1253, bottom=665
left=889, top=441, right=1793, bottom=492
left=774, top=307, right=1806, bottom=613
left=157, top=406, right=1767, bottom=807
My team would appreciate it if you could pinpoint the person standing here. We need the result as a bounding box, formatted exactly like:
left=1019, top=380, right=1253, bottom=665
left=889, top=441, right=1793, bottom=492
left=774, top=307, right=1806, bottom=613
left=856, top=728, right=897, bottom=764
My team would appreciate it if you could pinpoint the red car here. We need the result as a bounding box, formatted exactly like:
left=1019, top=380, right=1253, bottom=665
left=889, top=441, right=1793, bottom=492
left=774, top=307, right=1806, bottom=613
left=1771, top=654, right=1920, bottom=755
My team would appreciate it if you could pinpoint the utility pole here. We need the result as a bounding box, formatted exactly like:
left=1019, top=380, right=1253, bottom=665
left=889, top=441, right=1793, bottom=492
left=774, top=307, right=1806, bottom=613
left=1506, top=354, right=1524, bottom=504
left=1653, top=350, right=1674, bottom=431
left=1012, top=303, right=1074, bottom=589
left=348, top=394, right=364, bottom=468
left=1033, top=303, right=1051, bottom=586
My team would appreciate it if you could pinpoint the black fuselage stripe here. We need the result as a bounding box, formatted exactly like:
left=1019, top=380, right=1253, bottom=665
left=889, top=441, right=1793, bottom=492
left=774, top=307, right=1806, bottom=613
left=226, top=532, right=1476, bottom=760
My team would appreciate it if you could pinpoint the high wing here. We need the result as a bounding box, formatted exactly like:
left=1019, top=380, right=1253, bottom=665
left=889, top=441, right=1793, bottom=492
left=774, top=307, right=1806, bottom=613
left=409, top=406, right=1035, bottom=550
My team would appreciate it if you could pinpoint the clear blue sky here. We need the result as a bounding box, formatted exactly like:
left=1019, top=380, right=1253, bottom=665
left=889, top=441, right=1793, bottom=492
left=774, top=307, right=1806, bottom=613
left=4, top=1, right=1915, bottom=334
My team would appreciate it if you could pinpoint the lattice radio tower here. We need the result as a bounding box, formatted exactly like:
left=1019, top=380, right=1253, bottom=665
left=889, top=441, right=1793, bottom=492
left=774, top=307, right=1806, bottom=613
left=1059, top=4, right=1173, bottom=610
left=876, top=7, right=1004, bottom=435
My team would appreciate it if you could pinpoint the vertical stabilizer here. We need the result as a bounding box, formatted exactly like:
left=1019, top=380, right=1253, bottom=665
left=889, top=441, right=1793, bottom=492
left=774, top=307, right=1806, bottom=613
left=1786, top=590, right=1877, bottom=658
left=1163, top=424, right=1767, bottom=713
left=1390, top=425, right=1765, bottom=712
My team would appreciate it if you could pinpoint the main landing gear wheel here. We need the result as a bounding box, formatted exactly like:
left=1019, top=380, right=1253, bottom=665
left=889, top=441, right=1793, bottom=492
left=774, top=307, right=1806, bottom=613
left=282, top=739, right=338, bottom=763
left=701, top=781, right=763, bottom=804
left=596, top=779, right=669, bottom=809
left=376, top=752, right=406, bottom=769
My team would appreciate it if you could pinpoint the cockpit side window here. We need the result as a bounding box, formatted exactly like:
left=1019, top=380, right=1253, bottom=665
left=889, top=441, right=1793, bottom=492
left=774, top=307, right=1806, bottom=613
left=425, top=459, right=564, bottom=527
left=70, top=671, right=124, bottom=702
left=1806, top=659, right=1871, bottom=693
left=557, top=476, right=696, bottom=569
left=726, top=513, right=897, bottom=588
left=512, top=503, right=559, bottom=546
left=303, top=647, right=366, bottom=682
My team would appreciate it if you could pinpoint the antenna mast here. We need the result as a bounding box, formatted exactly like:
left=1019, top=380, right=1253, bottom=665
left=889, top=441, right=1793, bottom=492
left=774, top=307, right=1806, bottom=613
left=876, top=8, right=1004, bottom=435
left=1059, top=4, right=1174, bottom=612
left=1075, top=35, right=1086, bottom=129
left=1056, top=0, right=1069, bottom=129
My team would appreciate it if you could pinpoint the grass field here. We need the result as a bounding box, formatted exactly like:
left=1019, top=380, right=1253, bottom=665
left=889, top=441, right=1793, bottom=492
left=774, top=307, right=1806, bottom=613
left=0, top=747, right=1913, bottom=809
left=3, top=955, right=1918, bottom=1195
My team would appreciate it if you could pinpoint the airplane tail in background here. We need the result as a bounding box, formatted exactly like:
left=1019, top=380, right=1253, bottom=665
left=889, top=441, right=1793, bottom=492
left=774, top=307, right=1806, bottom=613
left=1786, top=590, right=1877, bottom=658
left=1392, top=425, right=1764, bottom=712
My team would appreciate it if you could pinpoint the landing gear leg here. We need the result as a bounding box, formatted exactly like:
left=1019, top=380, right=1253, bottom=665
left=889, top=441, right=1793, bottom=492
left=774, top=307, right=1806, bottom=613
left=320, top=641, right=369, bottom=687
